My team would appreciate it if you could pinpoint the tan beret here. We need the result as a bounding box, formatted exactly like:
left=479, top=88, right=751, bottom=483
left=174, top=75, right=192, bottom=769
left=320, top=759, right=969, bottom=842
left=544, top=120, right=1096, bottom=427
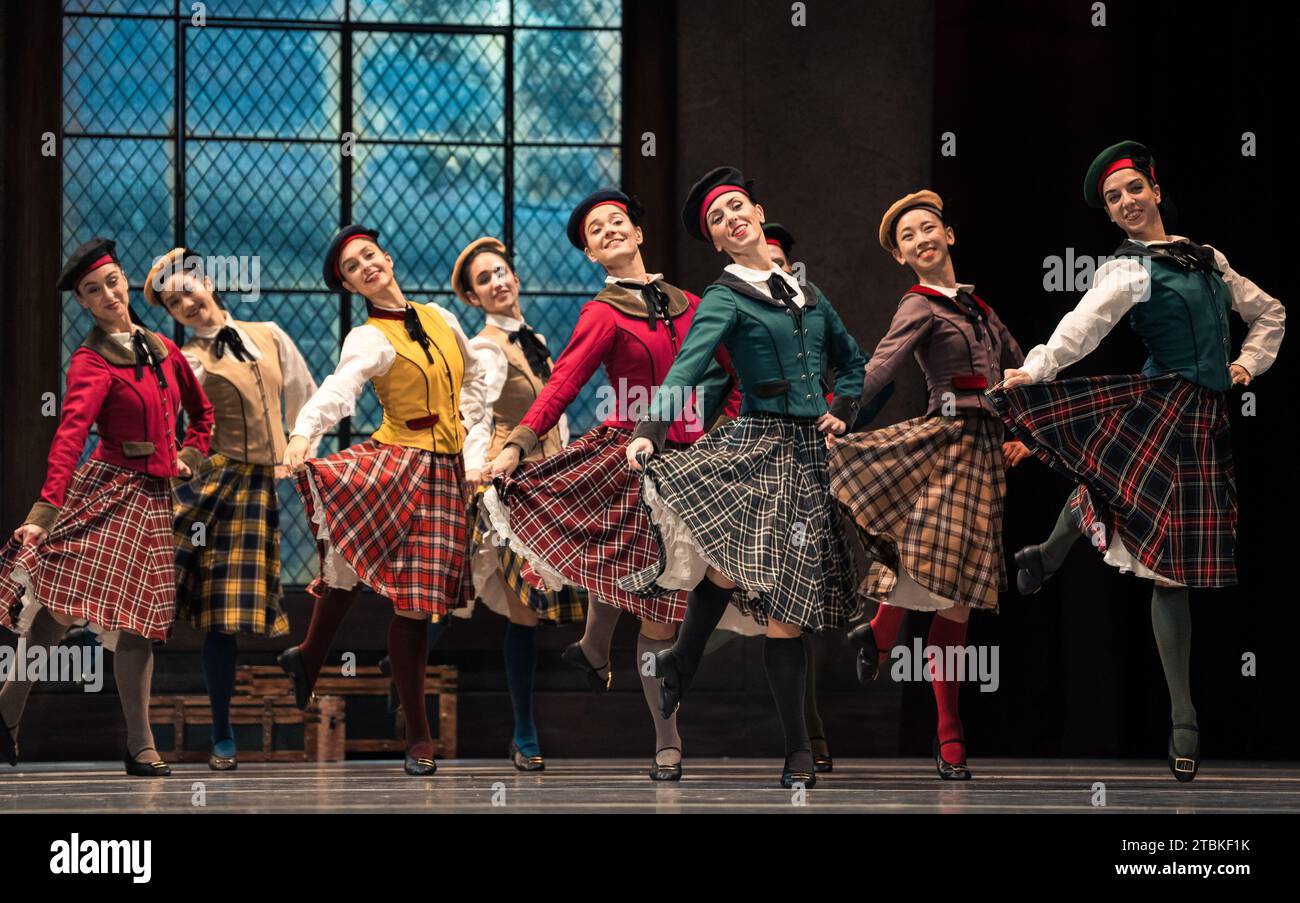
left=450, top=236, right=508, bottom=304
left=878, top=189, right=944, bottom=252
left=143, top=247, right=190, bottom=307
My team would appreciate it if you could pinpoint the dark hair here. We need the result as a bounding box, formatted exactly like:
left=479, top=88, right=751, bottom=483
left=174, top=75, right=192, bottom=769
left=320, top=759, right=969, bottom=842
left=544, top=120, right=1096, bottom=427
left=458, top=245, right=515, bottom=298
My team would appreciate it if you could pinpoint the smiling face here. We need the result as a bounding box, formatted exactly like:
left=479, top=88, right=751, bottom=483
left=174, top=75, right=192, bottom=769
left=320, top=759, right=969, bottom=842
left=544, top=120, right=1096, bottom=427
left=706, top=190, right=766, bottom=257
left=891, top=208, right=954, bottom=275
left=1101, top=169, right=1163, bottom=238
left=583, top=203, right=644, bottom=269
left=157, top=270, right=223, bottom=329
left=75, top=263, right=132, bottom=325
left=464, top=251, right=521, bottom=317
left=338, top=238, right=396, bottom=297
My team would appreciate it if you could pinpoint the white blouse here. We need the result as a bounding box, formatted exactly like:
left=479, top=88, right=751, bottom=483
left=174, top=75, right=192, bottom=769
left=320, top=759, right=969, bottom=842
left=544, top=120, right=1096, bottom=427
left=288, top=302, right=488, bottom=453
left=724, top=262, right=806, bottom=308
left=1021, top=238, right=1285, bottom=383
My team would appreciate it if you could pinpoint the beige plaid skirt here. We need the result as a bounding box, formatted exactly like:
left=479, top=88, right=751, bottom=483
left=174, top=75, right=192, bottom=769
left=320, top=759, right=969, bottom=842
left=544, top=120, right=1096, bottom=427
left=828, top=412, right=1007, bottom=611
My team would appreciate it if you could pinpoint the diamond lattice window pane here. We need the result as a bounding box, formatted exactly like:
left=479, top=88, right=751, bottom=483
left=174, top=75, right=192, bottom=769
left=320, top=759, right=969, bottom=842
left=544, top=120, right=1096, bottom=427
left=186, top=140, right=341, bottom=290
left=223, top=293, right=341, bottom=394
left=516, top=0, right=620, bottom=27
left=64, top=16, right=175, bottom=135
left=353, top=144, right=504, bottom=291
left=64, top=1, right=175, bottom=14
left=353, top=31, right=505, bottom=142
left=514, top=146, right=619, bottom=292
left=514, top=28, right=620, bottom=144
left=278, top=434, right=337, bottom=588
left=350, top=0, right=507, bottom=25
left=191, top=0, right=343, bottom=18
left=187, top=27, right=340, bottom=139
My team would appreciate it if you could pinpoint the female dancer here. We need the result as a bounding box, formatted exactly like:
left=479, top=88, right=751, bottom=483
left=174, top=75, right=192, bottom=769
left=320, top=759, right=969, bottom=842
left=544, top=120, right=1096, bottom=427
left=828, top=190, right=1031, bottom=779
left=0, top=238, right=213, bottom=775
left=279, top=225, right=486, bottom=776
left=993, top=141, right=1284, bottom=781
left=622, top=167, right=867, bottom=787
left=482, top=188, right=741, bottom=780
left=451, top=235, right=584, bottom=771
left=145, top=246, right=318, bottom=770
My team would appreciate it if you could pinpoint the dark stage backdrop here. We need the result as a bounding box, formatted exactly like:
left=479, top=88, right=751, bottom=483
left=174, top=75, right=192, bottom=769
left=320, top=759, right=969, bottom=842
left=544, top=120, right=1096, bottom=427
left=2, top=0, right=1294, bottom=762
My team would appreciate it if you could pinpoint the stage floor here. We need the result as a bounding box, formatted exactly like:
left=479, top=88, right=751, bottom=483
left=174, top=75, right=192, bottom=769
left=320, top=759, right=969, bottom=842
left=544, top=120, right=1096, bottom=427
left=2, top=759, right=1297, bottom=814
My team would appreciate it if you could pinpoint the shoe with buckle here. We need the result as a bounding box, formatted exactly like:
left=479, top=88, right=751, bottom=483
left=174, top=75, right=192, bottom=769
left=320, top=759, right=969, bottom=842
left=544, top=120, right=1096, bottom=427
left=847, top=621, right=880, bottom=684
left=933, top=735, right=971, bottom=781
left=510, top=741, right=545, bottom=772
left=560, top=642, right=612, bottom=694
left=651, top=648, right=688, bottom=719
left=404, top=751, right=438, bottom=776
left=780, top=752, right=817, bottom=789
left=1168, top=723, right=1201, bottom=783
left=276, top=646, right=313, bottom=710
left=208, top=738, right=237, bottom=771
left=1, top=718, right=17, bottom=767
left=124, top=750, right=172, bottom=778
left=1014, top=545, right=1049, bottom=596
left=649, top=746, right=683, bottom=782
left=811, top=735, right=833, bottom=773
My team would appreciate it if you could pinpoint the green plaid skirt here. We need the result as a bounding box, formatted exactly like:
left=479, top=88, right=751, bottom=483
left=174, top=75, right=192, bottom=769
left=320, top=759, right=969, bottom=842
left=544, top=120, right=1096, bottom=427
left=173, top=455, right=289, bottom=637
left=470, top=485, right=586, bottom=625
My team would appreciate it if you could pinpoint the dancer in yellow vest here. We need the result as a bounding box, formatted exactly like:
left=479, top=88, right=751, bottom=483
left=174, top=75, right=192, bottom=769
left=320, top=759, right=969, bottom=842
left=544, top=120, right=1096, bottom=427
left=280, top=225, right=486, bottom=776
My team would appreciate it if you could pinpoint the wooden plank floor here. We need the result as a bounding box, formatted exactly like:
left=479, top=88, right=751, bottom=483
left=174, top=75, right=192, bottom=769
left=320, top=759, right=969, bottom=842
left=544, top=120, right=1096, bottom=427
left=2, top=759, right=1298, bottom=814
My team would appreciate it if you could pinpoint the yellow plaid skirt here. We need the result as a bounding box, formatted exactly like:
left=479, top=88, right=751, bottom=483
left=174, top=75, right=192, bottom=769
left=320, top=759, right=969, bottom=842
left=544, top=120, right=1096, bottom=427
left=173, top=455, right=290, bottom=637
left=470, top=485, right=586, bottom=625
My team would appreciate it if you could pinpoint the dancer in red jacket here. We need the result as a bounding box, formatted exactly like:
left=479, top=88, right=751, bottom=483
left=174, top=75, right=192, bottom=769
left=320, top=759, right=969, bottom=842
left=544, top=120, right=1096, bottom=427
left=0, top=238, right=213, bottom=775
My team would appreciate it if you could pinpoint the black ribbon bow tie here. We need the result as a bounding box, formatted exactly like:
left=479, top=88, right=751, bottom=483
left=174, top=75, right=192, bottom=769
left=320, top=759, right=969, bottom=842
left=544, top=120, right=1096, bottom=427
left=509, top=324, right=552, bottom=379
left=1164, top=240, right=1221, bottom=274
left=131, top=331, right=167, bottom=389
left=402, top=306, right=435, bottom=365
left=953, top=289, right=988, bottom=342
left=767, top=272, right=801, bottom=313
left=213, top=325, right=253, bottom=362
left=615, top=278, right=676, bottom=339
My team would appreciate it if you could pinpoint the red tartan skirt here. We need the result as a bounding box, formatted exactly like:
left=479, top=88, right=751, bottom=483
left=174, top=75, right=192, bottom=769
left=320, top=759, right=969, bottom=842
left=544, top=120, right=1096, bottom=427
left=296, top=440, right=470, bottom=615
left=991, top=372, right=1237, bottom=587
left=0, top=460, right=176, bottom=641
left=484, top=424, right=689, bottom=623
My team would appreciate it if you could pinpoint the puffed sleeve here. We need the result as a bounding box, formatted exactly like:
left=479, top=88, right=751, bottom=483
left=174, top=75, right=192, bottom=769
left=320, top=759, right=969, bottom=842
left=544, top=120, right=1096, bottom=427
left=462, top=335, right=508, bottom=473
left=1209, top=246, right=1285, bottom=379
left=170, top=337, right=214, bottom=473
left=289, top=324, right=394, bottom=442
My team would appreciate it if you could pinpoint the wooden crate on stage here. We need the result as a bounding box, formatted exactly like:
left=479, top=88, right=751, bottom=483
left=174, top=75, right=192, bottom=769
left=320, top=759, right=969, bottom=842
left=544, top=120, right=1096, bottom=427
left=148, top=695, right=345, bottom=763
left=234, top=664, right=457, bottom=758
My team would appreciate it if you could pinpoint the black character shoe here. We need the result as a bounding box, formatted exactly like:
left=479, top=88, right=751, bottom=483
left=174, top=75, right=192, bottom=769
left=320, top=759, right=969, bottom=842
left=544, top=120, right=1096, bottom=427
left=1168, top=724, right=1201, bottom=783
left=847, top=621, right=880, bottom=684
left=404, top=752, right=438, bottom=776
left=651, top=648, right=686, bottom=719
left=1014, top=545, right=1049, bottom=596
left=649, top=746, right=683, bottom=782
left=560, top=642, right=612, bottom=694
left=933, top=735, right=972, bottom=781
left=124, top=751, right=172, bottom=778
left=1, top=719, right=17, bottom=768
left=780, top=751, right=817, bottom=789
left=509, top=741, right=545, bottom=772
left=277, top=646, right=313, bottom=710
left=811, top=736, right=833, bottom=773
